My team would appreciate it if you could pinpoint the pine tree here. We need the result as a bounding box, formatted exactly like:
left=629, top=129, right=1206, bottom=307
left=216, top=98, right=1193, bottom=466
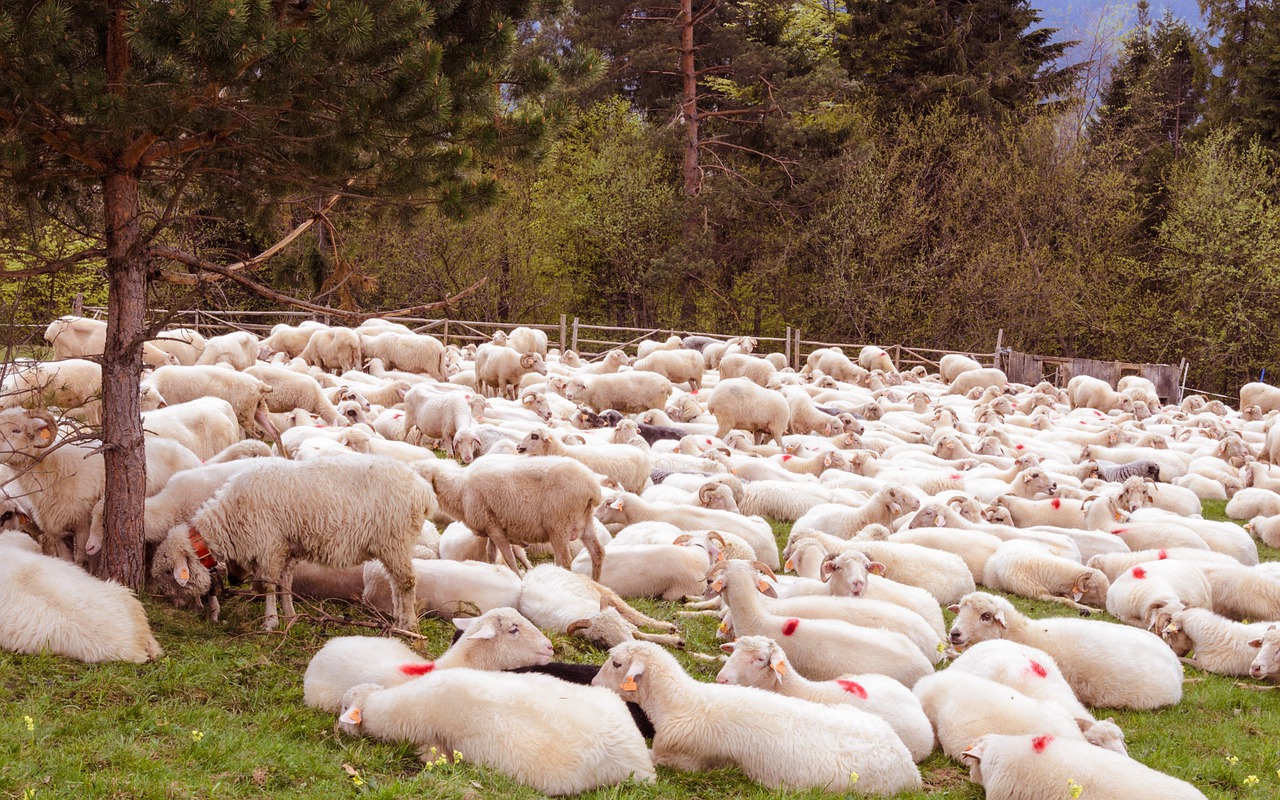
left=837, top=0, right=1084, bottom=125
left=1200, top=0, right=1280, bottom=147
left=0, top=0, right=553, bottom=587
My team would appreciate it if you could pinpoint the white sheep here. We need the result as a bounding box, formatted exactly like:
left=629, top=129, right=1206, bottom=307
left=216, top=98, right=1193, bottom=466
left=516, top=427, right=649, bottom=493
left=1066, top=374, right=1135, bottom=413
left=839, top=538, right=976, bottom=606
left=593, top=640, right=921, bottom=794
left=939, top=354, right=983, bottom=384
left=298, top=326, right=361, bottom=373
left=792, top=485, right=921, bottom=539
left=595, top=492, right=779, bottom=569
left=717, top=353, right=777, bottom=387
left=475, top=344, right=547, bottom=400
left=1085, top=548, right=1237, bottom=582
left=337, top=669, right=655, bottom=795
left=505, top=326, right=549, bottom=356
left=518, top=563, right=683, bottom=647
left=713, top=559, right=934, bottom=685
left=361, top=558, right=522, bottom=620
left=1104, top=559, right=1213, bottom=630
left=0, top=531, right=162, bottom=663
left=243, top=363, right=345, bottom=425
left=947, top=591, right=1183, bottom=709
left=402, top=387, right=482, bottom=462
left=148, top=327, right=206, bottom=365
left=1248, top=624, right=1280, bottom=682
left=633, top=348, right=704, bottom=391
left=944, top=368, right=1008, bottom=396
left=1198, top=563, right=1280, bottom=621
left=858, top=345, right=896, bottom=373
left=762, top=589, right=945, bottom=664
left=43, top=315, right=175, bottom=367
left=140, top=365, right=279, bottom=442
left=960, top=733, right=1207, bottom=800
left=890, top=527, right=1004, bottom=582
left=563, top=372, right=672, bottom=414
left=303, top=607, right=556, bottom=712
left=154, top=453, right=433, bottom=631
left=1159, top=607, right=1280, bottom=678
left=716, top=635, right=934, bottom=763
left=707, top=377, right=788, bottom=446
left=195, top=330, right=260, bottom=370
left=361, top=331, right=448, bottom=380
left=1, top=358, right=107, bottom=423
left=1239, top=381, right=1280, bottom=414
left=1246, top=513, right=1280, bottom=548
left=982, top=540, right=1111, bottom=613
left=572, top=543, right=711, bottom=601
left=415, top=454, right=605, bottom=580
left=1225, top=486, right=1280, bottom=519
left=262, top=321, right=324, bottom=358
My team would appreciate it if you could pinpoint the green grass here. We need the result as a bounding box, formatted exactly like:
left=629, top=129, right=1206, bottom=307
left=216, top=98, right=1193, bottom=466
left=1, top=504, right=1277, bottom=799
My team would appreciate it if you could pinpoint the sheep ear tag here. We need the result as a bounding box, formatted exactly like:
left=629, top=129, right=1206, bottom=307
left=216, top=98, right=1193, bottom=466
left=868, top=562, right=887, bottom=576
left=609, top=498, right=625, bottom=511
left=770, top=655, right=788, bottom=679
left=173, top=564, right=190, bottom=587
left=37, top=426, right=53, bottom=443
left=783, top=558, right=795, bottom=572
left=339, top=707, right=362, bottom=726
left=620, top=661, right=644, bottom=692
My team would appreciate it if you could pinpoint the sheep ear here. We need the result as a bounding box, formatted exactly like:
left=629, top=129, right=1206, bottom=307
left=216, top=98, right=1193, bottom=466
left=173, top=563, right=191, bottom=587
left=1247, top=638, right=1263, bottom=648
left=672, top=534, right=693, bottom=546
left=947, top=604, right=961, bottom=614
left=609, top=497, right=625, bottom=511
left=1075, top=718, right=1091, bottom=734
left=452, top=616, right=476, bottom=633
left=620, top=659, right=645, bottom=692
left=769, top=650, right=788, bottom=680
left=719, top=642, right=736, bottom=654
left=757, top=579, right=778, bottom=598
left=465, top=622, right=497, bottom=640
left=960, top=740, right=986, bottom=764
left=783, top=557, right=795, bottom=572
left=868, top=561, right=887, bottom=576
left=338, top=706, right=362, bottom=726
left=993, top=611, right=1007, bottom=629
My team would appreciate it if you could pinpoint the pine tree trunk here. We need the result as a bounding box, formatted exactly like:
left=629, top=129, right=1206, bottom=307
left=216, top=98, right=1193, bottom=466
left=678, top=0, right=701, bottom=328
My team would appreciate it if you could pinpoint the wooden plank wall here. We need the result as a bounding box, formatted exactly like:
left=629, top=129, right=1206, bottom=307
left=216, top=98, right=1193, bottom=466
left=1005, top=351, right=1182, bottom=404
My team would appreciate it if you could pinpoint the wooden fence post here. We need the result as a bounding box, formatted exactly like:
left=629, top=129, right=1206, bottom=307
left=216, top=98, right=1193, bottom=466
left=559, top=314, right=567, bottom=352
left=785, top=326, right=791, bottom=367
left=793, top=328, right=802, bottom=369
left=443, top=319, right=449, bottom=348
left=571, top=317, right=579, bottom=353
left=72, top=292, right=84, bottom=316
left=994, top=328, right=1004, bottom=371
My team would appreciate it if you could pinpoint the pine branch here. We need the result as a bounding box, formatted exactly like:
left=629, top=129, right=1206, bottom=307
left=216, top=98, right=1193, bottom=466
left=0, top=248, right=108, bottom=278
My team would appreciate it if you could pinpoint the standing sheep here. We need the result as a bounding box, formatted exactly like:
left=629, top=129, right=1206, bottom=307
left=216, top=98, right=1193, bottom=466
left=564, top=372, right=673, bottom=415
left=402, top=387, right=483, bottom=462
left=195, top=330, right=261, bottom=370
left=299, top=326, right=362, bottom=373
left=707, top=378, right=789, bottom=447
left=634, top=349, right=705, bottom=391
left=516, top=428, right=649, bottom=494
left=475, top=344, right=547, bottom=400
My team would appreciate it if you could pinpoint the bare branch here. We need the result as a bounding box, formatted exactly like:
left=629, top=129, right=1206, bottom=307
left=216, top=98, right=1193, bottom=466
left=0, top=248, right=107, bottom=279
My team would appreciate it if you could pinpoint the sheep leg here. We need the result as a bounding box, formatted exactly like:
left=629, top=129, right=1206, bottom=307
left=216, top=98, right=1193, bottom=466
left=260, top=574, right=280, bottom=632
left=484, top=529, right=527, bottom=575
left=382, top=554, right=421, bottom=632
left=681, top=596, right=722, bottom=611
left=278, top=559, right=299, bottom=625
left=634, top=630, right=685, bottom=648
left=1033, top=593, right=1099, bottom=615
left=600, top=586, right=678, bottom=631
left=676, top=609, right=722, bottom=618
left=579, top=526, right=605, bottom=582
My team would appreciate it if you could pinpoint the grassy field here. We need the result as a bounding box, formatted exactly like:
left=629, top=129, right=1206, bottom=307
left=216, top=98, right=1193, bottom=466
left=1, top=506, right=1277, bottom=800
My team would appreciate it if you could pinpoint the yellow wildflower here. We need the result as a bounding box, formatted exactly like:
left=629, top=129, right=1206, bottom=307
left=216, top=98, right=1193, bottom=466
left=1067, top=777, right=1083, bottom=798
left=849, top=771, right=859, bottom=785
left=1243, top=775, right=1259, bottom=787
left=1227, top=755, right=1240, bottom=765
left=190, top=729, right=204, bottom=742
left=23, top=715, right=33, bottom=732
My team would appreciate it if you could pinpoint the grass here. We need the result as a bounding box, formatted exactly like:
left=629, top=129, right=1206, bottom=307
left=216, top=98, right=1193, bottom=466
left=1, top=504, right=1278, bottom=799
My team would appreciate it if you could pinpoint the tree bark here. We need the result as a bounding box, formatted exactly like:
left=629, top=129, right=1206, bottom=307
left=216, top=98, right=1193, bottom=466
left=678, top=0, right=702, bottom=327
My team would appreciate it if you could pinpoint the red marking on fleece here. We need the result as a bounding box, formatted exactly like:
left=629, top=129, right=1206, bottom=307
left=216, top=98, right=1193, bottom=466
left=1028, top=660, right=1048, bottom=679
left=1051, top=498, right=1061, bottom=510
left=1016, top=444, right=1025, bottom=450
left=782, top=454, right=793, bottom=461
left=1158, top=549, right=1169, bottom=560
left=836, top=679, right=868, bottom=699
left=1031, top=735, right=1054, bottom=753
left=692, top=389, right=699, bottom=395
left=1112, top=527, right=1126, bottom=535
left=399, top=662, right=436, bottom=676
left=1132, top=566, right=1147, bottom=580
left=950, top=474, right=961, bottom=481
left=781, top=618, right=800, bottom=636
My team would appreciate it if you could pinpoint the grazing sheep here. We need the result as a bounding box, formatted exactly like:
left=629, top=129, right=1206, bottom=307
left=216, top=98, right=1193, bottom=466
left=960, top=733, right=1207, bottom=800
left=415, top=455, right=605, bottom=580
left=194, top=330, right=260, bottom=370
left=781, top=385, right=844, bottom=436
left=519, top=563, right=683, bottom=647
left=402, top=387, right=483, bottom=462
left=361, top=332, right=448, bottom=380
left=634, top=349, right=705, bottom=391
left=1159, top=607, right=1280, bottom=678
left=939, top=354, right=983, bottom=383
left=947, top=591, right=1183, bottom=709
left=1067, top=374, right=1135, bottom=413
left=982, top=540, right=1111, bottom=613
left=263, top=322, right=324, bottom=358
left=1239, top=381, right=1280, bottom=414
left=337, top=670, right=655, bottom=795
left=506, top=326, right=549, bottom=356
left=475, top=344, right=547, bottom=400
left=1248, top=624, right=1280, bottom=682
left=803, top=348, right=865, bottom=383
left=516, top=428, right=649, bottom=494
left=859, top=345, right=896, bottom=373
left=154, top=454, right=433, bottom=631
left=564, top=372, right=672, bottom=415
left=303, top=607, right=556, bottom=713
left=707, top=378, right=788, bottom=447
left=593, top=640, right=921, bottom=794
left=244, top=364, right=344, bottom=425
left=716, top=635, right=934, bottom=763
left=140, top=365, right=279, bottom=442
left=0, top=531, right=162, bottom=663
left=298, top=326, right=362, bottom=373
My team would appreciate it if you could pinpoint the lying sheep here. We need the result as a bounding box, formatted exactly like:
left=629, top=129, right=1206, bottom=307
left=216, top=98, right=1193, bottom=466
left=596, top=492, right=779, bottom=569
left=1085, top=548, right=1238, bottom=582
left=707, top=377, right=789, bottom=447
left=944, top=367, right=1007, bottom=396
left=1225, top=486, right=1280, bottom=519
left=1198, top=563, right=1280, bottom=621
left=303, top=607, right=555, bottom=712
left=519, top=563, right=683, bottom=647
left=961, top=733, right=1208, bottom=800
left=1249, top=625, right=1280, bottom=682
left=362, top=559, right=522, bottom=620
left=840, top=538, right=975, bottom=606
left=1246, top=514, right=1280, bottom=548
left=1160, top=607, right=1280, bottom=678
left=716, top=635, right=934, bottom=763
left=416, top=454, right=604, bottom=580
left=516, top=428, right=649, bottom=493
left=337, top=669, right=655, bottom=796
left=0, top=531, right=162, bottom=663
left=154, top=454, right=432, bottom=631
left=792, top=486, right=921, bottom=539
left=564, top=372, right=672, bottom=415
left=573, top=543, right=711, bottom=601
left=141, top=365, right=278, bottom=442
left=948, top=591, right=1183, bottom=709
left=1105, top=560, right=1213, bottom=630
left=593, top=640, right=921, bottom=794
left=982, top=540, right=1110, bottom=613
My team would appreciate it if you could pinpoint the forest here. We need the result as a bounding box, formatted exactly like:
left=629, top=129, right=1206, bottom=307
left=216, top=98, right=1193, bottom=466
left=3, top=0, right=1280, bottom=395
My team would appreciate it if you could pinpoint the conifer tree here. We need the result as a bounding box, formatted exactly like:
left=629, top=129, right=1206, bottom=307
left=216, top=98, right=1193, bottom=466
left=0, top=0, right=552, bottom=586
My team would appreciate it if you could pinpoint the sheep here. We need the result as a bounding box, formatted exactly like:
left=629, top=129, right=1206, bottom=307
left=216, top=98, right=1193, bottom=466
left=573, top=543, right=711, bottom=601
left=982, top=540, right=1111, bottom=613
left=414, top=454, right=604, bottom=580
left=438, top=520, right=532, bottom=568
left=944, top=368, right=1008, bottom=396
left=960, top=733, right=1208, bottom=800
left=716, top=635, right=934, bottom=763
left=0, top=530, right=162, bottom=663
left=1085, top=548, right=1238, bottom=582
left=706, top=377, right=789, bottom=447
left=516, top=428, right=649, bottom=494
left=1096, top=459, right=1163, bottom=482
left=298, top=326, right=361, bottom=373
left=147, top=327, right=206, bottom=365
left=637, top=333, right=683, bottom=359
left=1158, top=607, right=1279, bottom=678
left=989, top=493, right=1124, bottom=530
left=717, top=353, right=777, bottom=387
left=939, top=354, right=983, bottom=383
left=402, top=387, right=482, bottom=462
left=858, top=345, right=896, bottom=373
left=762, top=588, right=945, bottom=663
left=153, top=453, right=433, bottom=631
left=1197, top=563, right=1280, bottom=621
left=1240, top=381, right=1280, bottom=414
left=1066, top=374, right=1135, bottom=413
left=803, top=347, right=865, bottom=383
left=140, top=365, right=278, bottom=443
left=1225, top=486, right=1280, bottom=519
left=947, top=591, right=1184, bottom=709
left=519, top=563, right=683, bottom=647
left=563, top=372, right=672, bottom=415
left=577, top=348, right=630, bottom=375
left=361, top=559, right=522, bottom=620
left=336, top=670, right=655, bottom=795
left=361, top=332, right=448, bottom=380
left=242, top=364, right=344, bottom=425
left=475, top=344, right=547, bottom=400
left=913, top=670, right=1102, bottom=761
left=0, top=408, right=106, bottom=562
left=890, top=527, right=1003, bottom=582
left=633, top=348, right=704, bottom=391
left=1246, top=514, right=1280, bottom=548
left=593, top=640, right=921, bottom=794
left=836, top=539, right=976, bottom=605
left=780, top=386, right=844, bottom=436
left=262, top=321, right=324, bottom=358
left=194, top=330, right=260, bottom=370
left=43, top=315, right=176, bottom=367
left=1, top=358, right=108, bottom=423
left=792, top=486, right=921, bottom=539
left=1104, top=560, right=1213, bottom=630
left=595, top=492, right=779, bottom=569
left=712, top=559, right=934, bottom=685
left=506, top=326, right=549, bottom=356
left=1249, top=624, right=1280, bottom=681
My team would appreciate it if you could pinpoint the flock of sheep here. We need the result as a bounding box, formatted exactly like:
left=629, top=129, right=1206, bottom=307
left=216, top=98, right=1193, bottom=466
left=3, top=314, right=1280, bottom=798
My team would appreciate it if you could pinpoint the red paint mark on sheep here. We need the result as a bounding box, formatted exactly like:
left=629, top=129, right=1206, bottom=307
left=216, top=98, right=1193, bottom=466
left=1112, top=528, right=1126, bottom=535
left=399, top=662, right=436, bottom=676
left=836, top=679, right=867, bottom=699
left=781, top=618, right=800, bottom=636
left=950, top=474, right=961, bottom=481
left=1051, top=498, right=1061, bottom=509
left=1031, top=735, right=1054, bottom=753
left=1016, top=444, right=1025, bottom=450
left=782, top=454, right=793, bottom=461
left=1158, top=549, right=1169, bottom=560
left=1132, top=566, right=1147, bottom=580
left=1028, top=660, right=1048, bottom=678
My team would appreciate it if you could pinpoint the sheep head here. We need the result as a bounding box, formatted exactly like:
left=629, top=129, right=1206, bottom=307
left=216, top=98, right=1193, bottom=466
left=515, top=428, right=556, bottom=456
left=1248, top=625, right=1280, bottom=682
left=449, top=607, right=554, bottom=669
left=947, top=592, right=1016, bottom=650
left=716, top=635, right=787, bottom=687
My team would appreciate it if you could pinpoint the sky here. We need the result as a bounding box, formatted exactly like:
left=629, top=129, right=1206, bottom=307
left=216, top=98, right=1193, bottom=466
left=1037, top=1, right=1205, bottom=39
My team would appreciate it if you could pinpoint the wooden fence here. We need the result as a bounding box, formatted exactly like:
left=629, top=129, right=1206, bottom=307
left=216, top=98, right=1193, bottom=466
left=1003, top=351, right=1185, bottom=404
